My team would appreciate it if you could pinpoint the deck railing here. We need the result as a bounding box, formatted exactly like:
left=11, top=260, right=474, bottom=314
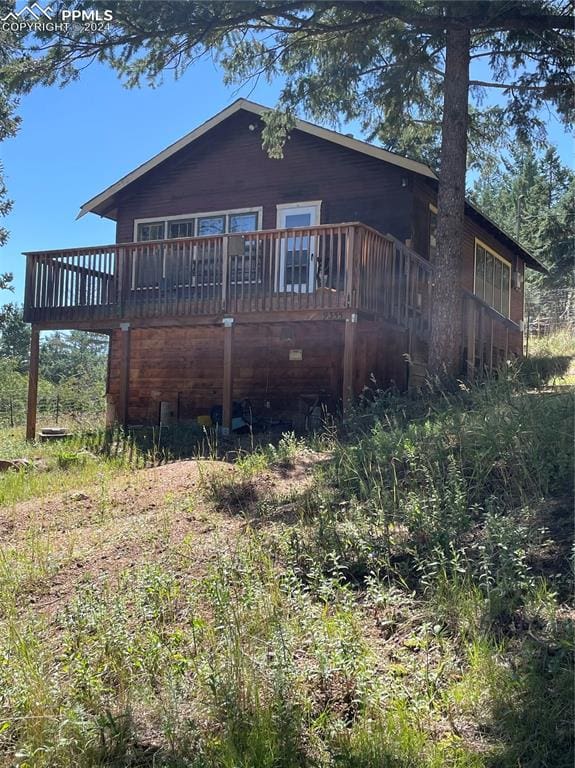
left=462, top=290, right=522, bottom=376
left=24, top=223, right=432, bottom=336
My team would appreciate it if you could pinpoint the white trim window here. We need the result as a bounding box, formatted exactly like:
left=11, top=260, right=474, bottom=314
left=136, top=221, right=165, bottom=242
left=132, top=207, right=263, bottom=291
left=133, top=207, right=263, bottom=242
left=474, top=239, right=511, bottom=318
left=168, top=219, right=195, bottom=239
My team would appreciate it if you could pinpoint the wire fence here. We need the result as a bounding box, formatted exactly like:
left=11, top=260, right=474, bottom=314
left=0, top=392, right=106, bottom=429
left=526, top=287, right=575, bottom=337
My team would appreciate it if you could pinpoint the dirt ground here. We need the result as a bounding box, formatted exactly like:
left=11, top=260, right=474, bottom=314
left=0, top=453, right=322, bottom=614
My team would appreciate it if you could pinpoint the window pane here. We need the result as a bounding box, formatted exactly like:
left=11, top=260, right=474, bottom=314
left=493, top=259, right=502, bottom=314
left=475, top=241, right=511, bottom=316
left=429, top=209, right=437, bottom=260
left=475, top=246, right=485, bottom=299
left=137, top=222, right=165, bottom=242
left=229, top=212, right=257, bottom=233
left=168, top=219, right=195, bottom=238
left=484, top=253, right=494, bottom=306
left=501, top=265, right=510, bottom=317
left=198, top=216, right=225, bottom=236
left=286, top=247, right=309, bottom=286
left=285, top=213, right=311, bottom=228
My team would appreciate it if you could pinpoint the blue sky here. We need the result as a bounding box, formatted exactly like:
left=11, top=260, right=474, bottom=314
left=1, top=54, right=572, bottom=304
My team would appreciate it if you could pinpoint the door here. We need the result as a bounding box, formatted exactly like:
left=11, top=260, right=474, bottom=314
left=277, top=203, right=320, bottom=293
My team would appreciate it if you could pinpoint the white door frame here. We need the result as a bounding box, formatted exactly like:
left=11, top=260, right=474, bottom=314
left=276, top=201, right=322, bottom=293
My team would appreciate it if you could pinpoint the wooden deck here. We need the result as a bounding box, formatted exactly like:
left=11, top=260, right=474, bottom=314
left=23, top=223, right=432, bottom=339
left=23, top=222, right=524, bottom=439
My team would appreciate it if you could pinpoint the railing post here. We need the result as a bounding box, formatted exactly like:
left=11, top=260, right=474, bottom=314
left=404, top=249, right=411, bottom=327
left=345, top=225, right=357, bottom=308
left=23, top=255, right=35, bottom=322
left=117, top=247, right=127, bottom=317
left=221, top=236, right=229, bottom=313
left=79, top=257, right=87, bottom=306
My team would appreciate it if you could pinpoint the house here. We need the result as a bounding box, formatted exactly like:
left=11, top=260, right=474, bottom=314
left=23, top=99, right=545, bottom=438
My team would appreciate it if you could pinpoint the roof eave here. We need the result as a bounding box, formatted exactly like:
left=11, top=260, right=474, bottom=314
left=465, top=200, right=548, bottom=274
left=77, top=98, right=436, bottom=219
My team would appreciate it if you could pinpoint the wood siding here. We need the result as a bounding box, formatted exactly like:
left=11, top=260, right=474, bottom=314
left=413, top=177, right=524, bottom=355
left=114, top=110, right=414, bottom=244
left=106, top=319, right=409, bottom=425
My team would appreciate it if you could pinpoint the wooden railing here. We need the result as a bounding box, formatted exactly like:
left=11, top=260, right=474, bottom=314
left=23, top=223, right=432, bottom=335
left=462, top=290, right=522, bottom=376
left=355, top=229, right=432, bottom=338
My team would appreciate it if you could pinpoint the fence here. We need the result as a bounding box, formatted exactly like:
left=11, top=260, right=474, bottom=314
left=526, top=287, right=575, bottom=337
left=0, top=392, right=106, bottom=429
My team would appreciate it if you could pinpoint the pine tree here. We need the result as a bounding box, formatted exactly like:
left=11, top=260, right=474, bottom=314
left=5, top=0, right=574, bottom=373
left=472, top=145, right=574, bottom=289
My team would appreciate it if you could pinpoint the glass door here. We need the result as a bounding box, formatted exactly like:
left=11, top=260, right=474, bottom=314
left=277, top=203, right=320, bottom=293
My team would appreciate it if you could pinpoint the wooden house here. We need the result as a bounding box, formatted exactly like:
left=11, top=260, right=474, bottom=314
left=23, top=99, right=545, bottom=437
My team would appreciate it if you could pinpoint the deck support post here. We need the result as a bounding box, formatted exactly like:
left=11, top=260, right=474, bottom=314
left=477, top=307, right=485, bottom=376
left=118, top=322, right=131, bottom=428
left=26, top=326, right=40, bottom=441
left=465, top=297, right=476, bottom=379
left=222, top=317, right=234, bottom=435
left=489, top=317, right=494, bottom=373
left=342, top=312, right=357, bottom=416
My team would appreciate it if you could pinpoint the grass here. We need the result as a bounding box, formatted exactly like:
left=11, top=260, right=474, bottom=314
left=522, top=328, right=575, bottom=387
left=527, top=328, right=575, bottom=358
left=0, top=353, right=573, bottom=767
left=0, top=428, right=127, bottom=507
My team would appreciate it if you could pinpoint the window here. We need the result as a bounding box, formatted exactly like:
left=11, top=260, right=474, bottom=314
left=133, top=208, right=263, bottom=291
left=137, top=222, right=165, bottom=241
left=474, top=240, right=511, bottom=318
left=229, top=212, right=258, bottom=232
left=135, top=208, right=261, bottom=242
left=429, top=204, right=437, bottom=260
left=198, top=216, right=225, bottom=236
left=168, top=219, right=194, bottom=239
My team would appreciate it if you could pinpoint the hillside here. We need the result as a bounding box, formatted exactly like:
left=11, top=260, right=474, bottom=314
left=0, top=372, right=573, bottom=768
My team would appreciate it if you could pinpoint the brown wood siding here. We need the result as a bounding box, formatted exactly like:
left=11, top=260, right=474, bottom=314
left=114, top=110, right=414, bottom=244
left=107, top=319, right=410, bottom=425
left=356, top=321, right=408, bottom=394
left=413, top=177, right=525, bottom=339
left=412, top=178, right=436, bottom=258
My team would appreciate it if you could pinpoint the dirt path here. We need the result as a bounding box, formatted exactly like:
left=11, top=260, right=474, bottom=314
left=0, top=454, right=322, bottom=613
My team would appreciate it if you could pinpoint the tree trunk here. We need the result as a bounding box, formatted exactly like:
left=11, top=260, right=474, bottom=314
left=428, top=21, right=470, bottom=377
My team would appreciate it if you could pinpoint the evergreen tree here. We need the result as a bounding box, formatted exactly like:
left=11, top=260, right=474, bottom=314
left=472, top=145, right=574, bottom=289
left=40, top=330, right=108, bottom=385
left=0, top=0, right=27, bottom=290
left=5, top=0, right=574, bottom=373
left=0, top=302, right=30, bottom=370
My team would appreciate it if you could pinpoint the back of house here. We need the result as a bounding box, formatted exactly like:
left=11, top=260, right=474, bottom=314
left=23, top=99, right=545, bottom=434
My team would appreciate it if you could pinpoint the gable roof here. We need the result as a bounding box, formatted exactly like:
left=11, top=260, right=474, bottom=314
left=77, top=98, right=436, bottom=220
left=78, top=98, right=546, bottom=273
